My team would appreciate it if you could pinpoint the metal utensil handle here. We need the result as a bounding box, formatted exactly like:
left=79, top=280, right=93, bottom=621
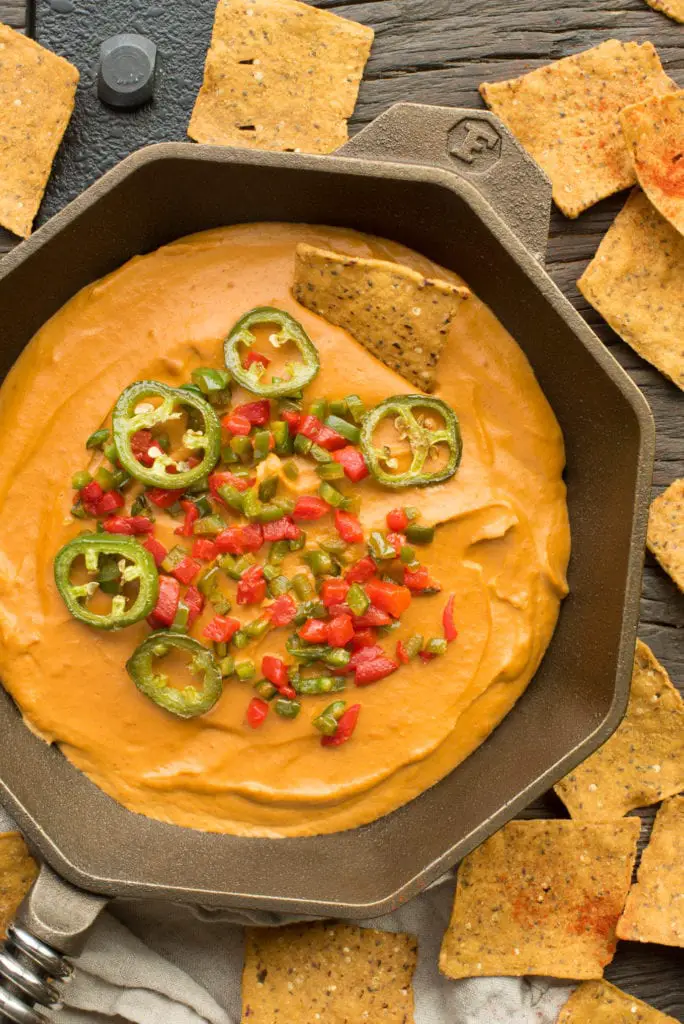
left=339, top=102, right=553, bottom=264
left=0, top=864, right=106, bottom=1023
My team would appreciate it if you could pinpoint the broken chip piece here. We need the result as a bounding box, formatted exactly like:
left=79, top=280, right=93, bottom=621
left=642, top=0, right=684, bottom=21
left=480, top=40, right=676, bottom=218
left=292, top=243, right=470, bottom=392
left=188, top=0, right=373, bottom=154
left=647, top=478, right=684, bottom=593
left=555, top=640, right=684, bottom=820
left=557, top=979, right=679, bottom=1023
left=242, top=921, right=418, bottom=1022
left=620, top=91, right=684, bottom=238
left=439, top=818, right=639, bottom=980
left=0, top=832, right=38, bottom=939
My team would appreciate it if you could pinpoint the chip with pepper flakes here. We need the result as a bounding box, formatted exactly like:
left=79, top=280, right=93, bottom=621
left=0, top=22, right=79, bottom=238
left=620, top=91, right=684, bottom=237
left=557, top=980, right=679, bottom=1023
left=617, top=795, right=684, bottom=948
left=555, top=640, right=684, bottom=820
left=242, top=921, right=418, bottom=1022
left=643, top=0, right=684, bottom=22
left=647, top=478, right=684, bottom=593
left=188, top=0, right=373, bottom=154
left=439, top=818, right=639, bottom=981
left=578, top=189, right=684, bottom=391
left=479, top=40, right=676, bottom=218
left=292, top=243, right=470, bottom=392
left=0, top=832, right=38, bottom=939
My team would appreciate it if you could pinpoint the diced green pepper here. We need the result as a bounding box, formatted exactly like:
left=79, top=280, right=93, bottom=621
left=236, top=659, right=256, bottom=681
left=253, top=430, right=272, bottom=462
left=271, top=421, right=292, bottom=456
left=269, top=575, right=290, bottom=597
left=308, top=398, right=328, bottom=420
left=318, top=482, right=348, bottom=509
left=292, top=573, right=313, bottom=600
left=274, top=698, right=301, bottom=719
left=191, top=367, right=231, bottom=395
left=304, top=550, right=334, bottom=576
left=405, top=524, right=435, bottom=545
left=403, top=634, right=424, bottom=659
left=425, top=637, right=448, bottom=656
left=325, top=415, right=360, bottom=444
left=86, top=428, right=110, bottom=450
left=399, top=545, right=416, bottom=564
left=259, top=476, right=279, bottom=503
left=72, top=470, right=92, bottom=491
left=345, top=395, right=365, bottom=423
left=193, top=514, right=225, bottom=536
left=309, top=443, right=333, bottom=465
left=283, top=460, right=299, bottom=481
left=230, top=436, right=252, bottom=462
left=244, top=615, right=270, bottom=639
left=94, top=466, right=115, bottom=491
left=232, top=630, right=249, bottom=649
left=313, top=700, right=346, bottom=735
left=220, top=655, right=235, bottom=677
left=316, top=461, right=345, bottom=480
left=346, top=583, right=369, bottom=617
left=294, top=434, right=313, bottom=456
left=292, top=675, right=345, bottom=695
left=368, top=531, right=396, bottom=560
left=254, top=679, right=277, bottom=700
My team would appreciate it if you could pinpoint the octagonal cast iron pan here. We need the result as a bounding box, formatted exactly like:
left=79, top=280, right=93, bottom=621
left=0, top=104, right=654, bottom=1023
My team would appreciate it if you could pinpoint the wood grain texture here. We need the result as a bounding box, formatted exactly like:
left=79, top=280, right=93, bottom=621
left=1, top=0, right=682, bottom=1017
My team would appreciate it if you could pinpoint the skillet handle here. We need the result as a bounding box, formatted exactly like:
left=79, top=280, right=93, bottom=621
left=339, top=102, right=552, bottom=264
left=0, top=864, right=106, bottom=1023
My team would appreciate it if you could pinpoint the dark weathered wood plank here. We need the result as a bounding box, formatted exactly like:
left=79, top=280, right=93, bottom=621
left=1, top=0, right=682, bottom=1016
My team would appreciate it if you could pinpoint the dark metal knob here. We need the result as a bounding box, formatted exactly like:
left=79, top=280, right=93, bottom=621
left=97, top=33, right=157, bottom=110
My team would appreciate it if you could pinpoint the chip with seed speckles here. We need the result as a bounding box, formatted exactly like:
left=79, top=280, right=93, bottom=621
left=558, top=980, right=679, bottom=1022
left=620, top=91, right=684, bottom=237
left=647, top=478, right=684, bottom=593
left=0, top=832, right=38, bottom=939
left=642, top=0, right=684, bottom=22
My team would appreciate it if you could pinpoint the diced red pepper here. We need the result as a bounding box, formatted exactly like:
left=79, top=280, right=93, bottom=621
left=297, top=415, right=323, bottom=443
left=320, top=578, right=350, bottom=607
left=297, top=415, right=347, bottom=452
left=102, top=515, right=154, bottom=535
left=215, top=524, right=264, bottom=555
left=386, top=532, right=406, bottom=556
left=222, top=411, right=252, bottom=436
left=241, top=523, right=265, bottom=552
left=261, top=655, right=296, bottom=698
left=233, top=400, right=270, bottom=426
left=147, top=487, right=180, bottom=509
left=298, top=618, right=329, bottom=644
left=419, top=650, right=436, bottom=663
left=131, top=429, right=155, bottom=467
left=148, top=575, right=180, bottom=628
left=364, top=579, right=411, bottom=619
left=175, top=499, right=199, bottom=537
left=265, top=594, right=297, bottom=627
left=334, top=510, right=364, bottom=544
left=442, top=593, right=458, bottom=643
left=243, top=349, right=270, bottom=370
left=209, top=471, right=255, bottom=496
left=184, top=585, right=205, bottom=627
left=352, top=605, right=392, bottom=628
left=321, top=704, right=361, bottom=747
left=396, top=640, right=410, bottom=664
left=203, top=615, right=241, bottom=643
left=171, top=556, right=201, bottom=586
left=281, top=408, right=301, bottom=435
left=332, top=446, right=368, bottom=482
left=94, top=490, right=126, bottom=516
left=292, top=495, right=330, bottom=521
left=262, top=516, right=301, bottom=542
left=349, top=629, right=376, bottom=650
left=345, top=556, right=377, bottom=584
left=387, top=508, right=409, bottom=532
left=80, top=480, right=104, bottom=505
left=349, top=644, right=385, bottom=670
left=236, top=564, right=266, bottom=605
left=144, top=536, right=168, bottom=567
left=191, top=538, right=218, bottom=561
left=355, top=657, right=399, bottom=686
left=327, top=613, right=354, bottom=648
left=403, top=564, right=441, bottom=593
left=246, top=696, right=270, bottom=728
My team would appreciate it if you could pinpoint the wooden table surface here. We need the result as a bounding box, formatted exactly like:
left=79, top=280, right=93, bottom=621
left=1, top=0, right=682, bottom=1017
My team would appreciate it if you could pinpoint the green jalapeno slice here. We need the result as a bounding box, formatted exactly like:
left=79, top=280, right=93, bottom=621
left=126, top=632, right=223, bottom=718
left=360, top=395, right=462, bottom=488
left=224, top=307, right=319, bottom=398
left=54, top=535, right=159, bottom=630
left=112, top=380, right=221, bottom=489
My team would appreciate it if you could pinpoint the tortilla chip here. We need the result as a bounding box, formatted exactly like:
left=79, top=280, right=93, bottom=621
left=647, top=478, right=684, bottom=592
left=480, top=40, right=677, bottom=218
left=0, top=832, right=38, bottom=939
left=0, top=22, right=78, bottom=238
left=617, top=795, right=684, bottom=947
left=555, top=640, right=684, bottom=820
left=439, top=818, right=639, bottom=981
left=558, top=980, right=679, bottom=1023
left=643, top=0, right=684, bottom=22
left=292, top=244, right=470, bottom=391
left=620, top=91, right=684, bottom=237
left=577, top=189, right=684, bottom=390
left=242, top=921, right=417, bottom=1022
left=188, top=0, right=373, bottom=155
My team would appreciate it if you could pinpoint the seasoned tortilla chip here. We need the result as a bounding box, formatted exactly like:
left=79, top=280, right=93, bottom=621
left=643, top=0, right=684, bottom=22
left=292, top=243, right=470, bottom=392
left=0, top=22, right=78, bottom=238
left=578, top=189, right=684, bottom=390
left=647, top=478, right=684, bottom=592
left=555, top=640, right=684, bottom=820
left=617, top=795, right=684, bottom=947
left=439, top=819, right=639, bottom=980
left=480, top=40, right=677, bottom=218
left=242, top=921, right=417, bottom=1022
left=0, top=832, right=38, bottom=939
left=188, top=0, right=373, bottom=154
left=558, top=980, right=679, bottom=1023
left=620, top=91, right=684, bottom=237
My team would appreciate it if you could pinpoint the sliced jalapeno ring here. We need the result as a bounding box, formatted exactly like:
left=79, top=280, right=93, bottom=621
left=224, top=307, right=320, bottom=398
left=126, top=632, right=223, bottom=718
left=112, top=380, right=221, bottom=489
left=360, top=395, right=462, bottom=488
left=54, top=534, right=159, bottom=630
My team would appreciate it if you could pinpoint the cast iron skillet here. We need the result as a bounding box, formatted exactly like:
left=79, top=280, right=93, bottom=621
left=0, top=105, right=654, bottom=1023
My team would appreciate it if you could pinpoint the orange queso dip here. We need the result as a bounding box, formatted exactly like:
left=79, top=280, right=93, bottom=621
left=0, top=224, right=570, bottom=837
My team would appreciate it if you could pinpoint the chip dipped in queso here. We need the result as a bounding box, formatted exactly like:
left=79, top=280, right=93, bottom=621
left=0, top=223, right=570, bottom=837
